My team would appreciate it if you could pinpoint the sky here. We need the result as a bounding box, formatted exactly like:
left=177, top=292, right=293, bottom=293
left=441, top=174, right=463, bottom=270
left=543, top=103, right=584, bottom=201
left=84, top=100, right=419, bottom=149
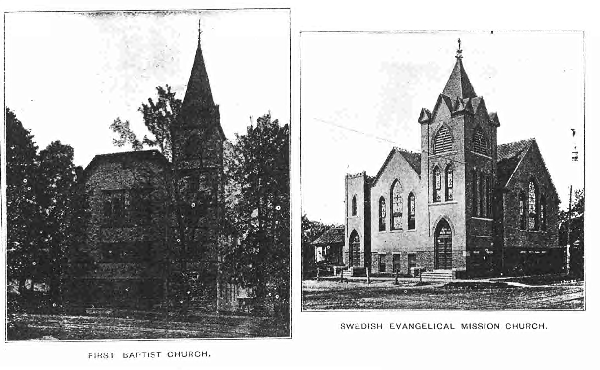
left=5, top=9, right=290, bottom=168
left=301, top=31, right=584, bottom=224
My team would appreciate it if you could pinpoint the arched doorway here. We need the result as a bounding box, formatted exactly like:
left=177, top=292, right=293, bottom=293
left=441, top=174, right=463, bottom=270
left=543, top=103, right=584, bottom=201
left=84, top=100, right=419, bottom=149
left=435, top=219, right=453, bottom=270
left=349, top=231, right=361, bottom=267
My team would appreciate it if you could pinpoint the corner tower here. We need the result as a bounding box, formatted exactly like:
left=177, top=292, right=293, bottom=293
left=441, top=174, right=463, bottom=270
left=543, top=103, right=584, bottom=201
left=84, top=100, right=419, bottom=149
left=173, top=21, right=226, bottom=264
left=418, top=41, right=500, bottom=277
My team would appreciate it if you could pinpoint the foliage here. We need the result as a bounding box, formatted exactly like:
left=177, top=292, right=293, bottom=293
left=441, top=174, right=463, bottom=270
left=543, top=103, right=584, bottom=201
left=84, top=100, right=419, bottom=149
left=36, top=141, right=78, bottom=303
left=110, top=85, right=181, bottom=160
left=558, top=188, right=584, bottom=247
left=301, top=215, right=333, bottom=278
left=224, top=114, right=290, bottom=317
left=5, top=108, right=41, bottom=294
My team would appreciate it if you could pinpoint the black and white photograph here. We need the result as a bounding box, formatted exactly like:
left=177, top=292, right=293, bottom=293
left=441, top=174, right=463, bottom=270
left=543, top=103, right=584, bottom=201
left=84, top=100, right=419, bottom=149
left=4, top=9, right=291, bottom=340
left=301, top=31, right=585, bottom=311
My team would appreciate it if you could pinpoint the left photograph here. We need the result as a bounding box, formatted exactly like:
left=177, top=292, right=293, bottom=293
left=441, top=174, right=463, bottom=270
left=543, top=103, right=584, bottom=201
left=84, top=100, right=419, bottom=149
left=4, top=9, right=291, bottom=339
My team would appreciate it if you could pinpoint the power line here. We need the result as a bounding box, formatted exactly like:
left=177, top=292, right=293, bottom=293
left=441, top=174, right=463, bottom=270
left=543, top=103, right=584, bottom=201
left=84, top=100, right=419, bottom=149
left=311, top=116, right=475, bottom=167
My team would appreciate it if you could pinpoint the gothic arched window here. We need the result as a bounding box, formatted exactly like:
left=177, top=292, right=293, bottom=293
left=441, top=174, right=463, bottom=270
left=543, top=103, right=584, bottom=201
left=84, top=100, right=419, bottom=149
left=519, top=191, right=527, bottom=230
left=351, top=195, right=357, bottom=216
left=473, top=126, right=489, bottom=156
left=528, top=179, right=538, bottom=230
left=433, top=167, right=442, bottom=203
left=472, top=170, right=478, bottom=216
left=540, top=195, right=547, bottom=231
left=445, top=165, right=453, bottom=201
left=408, top=192, right=416, bottom=230
left=391, top=181, right=403, bottom=230
left=433, top=125, right=453, bottom=154
left=379, top=197, right=386, bottom=231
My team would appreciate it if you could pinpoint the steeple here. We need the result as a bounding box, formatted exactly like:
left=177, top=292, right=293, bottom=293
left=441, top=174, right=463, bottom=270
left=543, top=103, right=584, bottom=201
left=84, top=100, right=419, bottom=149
left=441, top=39, right=477, bottom=100
left=180, top=19, right=218, bottom=127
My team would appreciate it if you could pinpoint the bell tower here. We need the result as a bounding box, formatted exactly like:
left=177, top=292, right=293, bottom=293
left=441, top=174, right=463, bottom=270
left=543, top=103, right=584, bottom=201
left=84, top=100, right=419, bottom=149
left=173, top=20, right=226, bottom=263
left=418, top=40, right=500, bottom=275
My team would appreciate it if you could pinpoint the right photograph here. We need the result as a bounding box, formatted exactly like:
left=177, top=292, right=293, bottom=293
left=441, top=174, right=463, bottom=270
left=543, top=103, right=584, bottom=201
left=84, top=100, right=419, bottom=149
left=301, top=31, right=584, bottom=311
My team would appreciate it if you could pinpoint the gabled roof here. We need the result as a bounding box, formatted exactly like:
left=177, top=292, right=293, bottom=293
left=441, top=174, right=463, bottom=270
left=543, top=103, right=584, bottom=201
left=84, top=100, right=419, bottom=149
left=372, top=147, right=421, bottom=186
left=496, top=139, right=534, bottom=187
left=83, top=149, right=170, bottom=179
left=442, top=58, right=477, bottom=100
left=311, top=225, right=345, bottom=246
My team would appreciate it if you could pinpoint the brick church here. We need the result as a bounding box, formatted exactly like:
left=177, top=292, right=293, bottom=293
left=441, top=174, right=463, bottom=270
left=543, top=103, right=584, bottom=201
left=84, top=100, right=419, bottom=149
left=69, top=26, right=228, bottom=308
left=344, top=44, right=563, bottom=278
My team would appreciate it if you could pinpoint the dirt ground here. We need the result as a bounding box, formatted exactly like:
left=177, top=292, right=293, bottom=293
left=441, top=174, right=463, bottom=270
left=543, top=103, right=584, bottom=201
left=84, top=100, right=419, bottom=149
left=302, top=278, right=584, bottom=310
left=7, top=312, right=289, bottom=340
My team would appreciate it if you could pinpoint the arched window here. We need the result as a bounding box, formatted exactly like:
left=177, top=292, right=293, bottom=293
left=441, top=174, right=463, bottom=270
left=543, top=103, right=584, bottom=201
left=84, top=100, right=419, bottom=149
left=479, top=172, right=485, bottom=217
left=445, top=165, right=453, bottom=201
left=540, top=195, right=547, bottom=231
left=519, top=191, right=527, bottom=230
left=391, top=182, right=403, bottom=230
left=486, top=175, right=492, bottom=217
left=472, top=170, right=478, bottom=216
left=379, top=197, right=386, bottom=231
left=433, top=125, right=453, bottom=154
left=528, top=180, right=538, bottom=230
left=433, top=167, right=442, bottom=202
left=408, top=192, right=416, bottom=230
left=351, top=195, right=357, bottom=216
left=473, top=126, right=489, bottom=155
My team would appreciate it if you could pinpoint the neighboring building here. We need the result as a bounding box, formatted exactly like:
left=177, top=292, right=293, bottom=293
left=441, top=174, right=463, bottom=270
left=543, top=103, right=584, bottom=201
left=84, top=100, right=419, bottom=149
left=344, top=46, right=562, bottom=278
left=312, top=225, right=344, bottom=266
left=69, top=26, right=235, bottom=309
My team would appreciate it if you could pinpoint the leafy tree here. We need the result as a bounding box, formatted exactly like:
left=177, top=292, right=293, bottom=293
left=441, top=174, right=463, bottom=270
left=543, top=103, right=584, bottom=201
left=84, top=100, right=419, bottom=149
left=36, top=141, right=78, bottom=304
left=301, top=215, right=333, bottom=279
left=6, top=108, right=41, bottom=295
left=559, top=189, right=584, bottom=279
left=110, top=85, right=180, bottom=160
left=224, top=114, right=290, bottom=320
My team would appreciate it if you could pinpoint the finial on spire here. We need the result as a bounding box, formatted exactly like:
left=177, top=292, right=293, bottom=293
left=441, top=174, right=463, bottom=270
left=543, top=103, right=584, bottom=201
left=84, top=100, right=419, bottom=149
left=198, top=18, right=202, bottom=40
left=456, top=38, right=463, bottom=59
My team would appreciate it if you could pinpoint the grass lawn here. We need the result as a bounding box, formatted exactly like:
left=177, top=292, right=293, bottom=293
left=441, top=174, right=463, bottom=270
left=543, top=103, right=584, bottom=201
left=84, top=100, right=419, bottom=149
left=302, top=278, right=584, bottom=310
left=7, top=312, right=289, bottom=340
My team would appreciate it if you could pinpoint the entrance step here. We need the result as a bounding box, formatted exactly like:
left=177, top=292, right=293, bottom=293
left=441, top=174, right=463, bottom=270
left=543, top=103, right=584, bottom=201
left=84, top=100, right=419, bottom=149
left=420, top=270, right=454, bottom=281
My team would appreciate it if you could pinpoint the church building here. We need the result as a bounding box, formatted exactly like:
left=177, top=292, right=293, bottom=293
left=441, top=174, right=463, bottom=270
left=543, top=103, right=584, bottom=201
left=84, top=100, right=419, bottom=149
left=344, top=44, right=563, bottom=279
left=69, top=24, right=226, bottom=308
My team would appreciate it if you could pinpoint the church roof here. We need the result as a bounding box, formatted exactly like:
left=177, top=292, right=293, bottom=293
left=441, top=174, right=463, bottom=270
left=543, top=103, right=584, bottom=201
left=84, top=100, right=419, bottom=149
left=398, top=149, right=422, bottom=175
left=311, top=225, right=345, bottom=246
left=179, top=24, right=225, bottom=140
left=442, top=58, right=477, bottom=100
left=496, top=138, right=534, bottom=187
left=181, top=33, right=215, bottom=117
left=83, top=149, right=170, bottom=179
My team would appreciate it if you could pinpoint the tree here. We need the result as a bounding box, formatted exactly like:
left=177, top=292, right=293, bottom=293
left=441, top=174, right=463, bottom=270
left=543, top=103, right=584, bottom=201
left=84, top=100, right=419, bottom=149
left=301, top=215, right=332, bottom=279
left=224, top=114, right=290, bottom=320
left=6, top=108, right=41, bottom=295
left=110, top=85, right=180, bottom=160
left=559, top=189, right=584, bottom=279
left=110, top=85, right=219, bottom=312
left=36, top=141, right=78, bottom=304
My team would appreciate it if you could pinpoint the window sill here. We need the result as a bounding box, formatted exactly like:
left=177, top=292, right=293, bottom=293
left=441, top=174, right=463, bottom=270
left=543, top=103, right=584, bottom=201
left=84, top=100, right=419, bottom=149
left=471, top=217, right=493, bottom=222
left=429, top=201, right=458, bottom=206
left=429, top=151, right=457, bottom=158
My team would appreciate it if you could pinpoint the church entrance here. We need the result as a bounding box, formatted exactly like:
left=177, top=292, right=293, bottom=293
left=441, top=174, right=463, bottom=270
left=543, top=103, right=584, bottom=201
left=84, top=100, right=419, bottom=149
left=435, top=219, right=453, bottom=270
left=349, top=231, right=361, bottom=267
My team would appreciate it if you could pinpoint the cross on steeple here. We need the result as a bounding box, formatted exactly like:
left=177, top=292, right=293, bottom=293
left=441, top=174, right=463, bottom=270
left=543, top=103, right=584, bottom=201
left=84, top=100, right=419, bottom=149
left=456, top=38, right=463, bottom=59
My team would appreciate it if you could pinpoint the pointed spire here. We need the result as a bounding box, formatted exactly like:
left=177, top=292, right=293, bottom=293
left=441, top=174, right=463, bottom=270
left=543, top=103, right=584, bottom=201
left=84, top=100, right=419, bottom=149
left=442, top=39, right=477, bottom=100
left=180, top=17, right=217, bottom=125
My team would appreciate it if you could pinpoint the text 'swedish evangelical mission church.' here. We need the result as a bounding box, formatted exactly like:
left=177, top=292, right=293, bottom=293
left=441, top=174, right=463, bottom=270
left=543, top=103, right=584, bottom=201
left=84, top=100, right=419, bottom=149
left=344, top=44, right=562, bottom=279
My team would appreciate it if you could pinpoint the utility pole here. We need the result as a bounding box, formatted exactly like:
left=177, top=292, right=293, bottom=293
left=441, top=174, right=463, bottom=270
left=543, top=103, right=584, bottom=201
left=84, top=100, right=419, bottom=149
left=566, top=128, right=578, bottom=276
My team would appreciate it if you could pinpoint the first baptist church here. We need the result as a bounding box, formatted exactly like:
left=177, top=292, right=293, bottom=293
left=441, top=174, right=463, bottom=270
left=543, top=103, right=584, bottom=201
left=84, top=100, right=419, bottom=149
left=344, top=42, right=563, bottom=278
